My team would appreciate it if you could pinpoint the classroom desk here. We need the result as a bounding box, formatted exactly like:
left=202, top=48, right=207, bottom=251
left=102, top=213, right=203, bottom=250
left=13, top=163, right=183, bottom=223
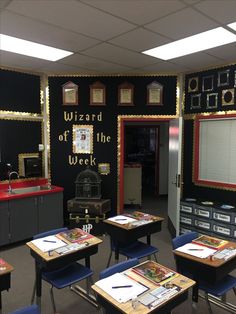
left=92, top=261, right=195, bottom=313
left=26, top=233, right=102, bottom=308
left=173, top=240, right=236, bottom=305
left=104, top=213, right=164, bottom=261
left=0, top=259, right=14, bottom=314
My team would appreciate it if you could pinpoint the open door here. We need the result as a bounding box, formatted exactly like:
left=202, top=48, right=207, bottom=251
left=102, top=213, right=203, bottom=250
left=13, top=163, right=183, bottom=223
left=167, top=118, right=182, bottom=236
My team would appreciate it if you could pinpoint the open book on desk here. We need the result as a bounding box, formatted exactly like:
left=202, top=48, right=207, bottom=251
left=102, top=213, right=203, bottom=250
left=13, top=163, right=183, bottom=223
left=95, top=272, right=148, bottom=303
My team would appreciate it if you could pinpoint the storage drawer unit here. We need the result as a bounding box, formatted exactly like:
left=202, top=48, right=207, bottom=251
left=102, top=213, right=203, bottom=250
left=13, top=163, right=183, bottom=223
left=180, top=214, right=194, bottom=226
left=212, top=222, right=236, bottom=239
left=194, top=205, right=213, bottom=219
left=194, top=217, right=212, bottom=232
left=212, top=209, right=234, bottom=224
left=180, top=202, right=194, bottom=214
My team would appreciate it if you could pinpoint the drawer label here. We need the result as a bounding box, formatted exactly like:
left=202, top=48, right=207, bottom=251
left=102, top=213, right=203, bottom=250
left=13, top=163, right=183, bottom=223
left=213, top=225, right=230, bottom=235
left=195, top=209, right=210, bottom=217
left=195, top=220, right=210, bottom=229
left=213, top=213, right=230, bottom=222
left=181, top=206, right=192, bottom=213
left=180, top=217, right=192, bottom=225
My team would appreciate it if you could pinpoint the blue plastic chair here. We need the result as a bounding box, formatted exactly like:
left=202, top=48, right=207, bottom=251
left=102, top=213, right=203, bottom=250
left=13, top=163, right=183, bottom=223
left=10, top=304, right=39, bottom=314
left=172, top=232, right=236, bottom=312
left=31, top=228, right=94, bottom=313
left=107, top=238, right=158, bottom=267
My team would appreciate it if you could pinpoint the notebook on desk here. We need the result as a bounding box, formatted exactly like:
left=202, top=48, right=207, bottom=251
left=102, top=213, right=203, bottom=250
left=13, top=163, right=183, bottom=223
left=31, top=235, right=67, bottom=252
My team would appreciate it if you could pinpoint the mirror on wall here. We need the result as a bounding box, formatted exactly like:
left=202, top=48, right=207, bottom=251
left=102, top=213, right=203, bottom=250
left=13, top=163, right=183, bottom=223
left=0, top=119, right=43, bottom=181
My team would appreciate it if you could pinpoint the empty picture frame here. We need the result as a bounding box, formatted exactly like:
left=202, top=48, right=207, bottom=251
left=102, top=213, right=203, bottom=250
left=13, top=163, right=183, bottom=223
left=202, top=75, right=214, bottom=92
left=206, top=93, right=218, bottom=109
left=188, top=77, right=198, bottom=92
left=217, top=69, right=230, bottom=87
left=222, top=89, right=235, bottom=106
left=190, top=94, right=201, bottom=109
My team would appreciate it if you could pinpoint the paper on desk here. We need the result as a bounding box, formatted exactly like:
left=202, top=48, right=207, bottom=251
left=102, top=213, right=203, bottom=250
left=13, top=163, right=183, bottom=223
left=31, top=235, right=67, bottom=252
left=95, top=272, right=148, bottom=303
left=175, top=243, right=217, bottom=258
left=107, top=215, right=137, bottom=225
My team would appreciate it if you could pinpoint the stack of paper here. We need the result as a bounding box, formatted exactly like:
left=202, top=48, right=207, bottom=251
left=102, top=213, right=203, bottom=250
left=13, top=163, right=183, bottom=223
left=95, top=273, right=148, bottom=303
left=107, top=215, right=137, bottom=225
left=175, top=243, right=217, bottom=258
left=31, top=235, right=67, bottom=252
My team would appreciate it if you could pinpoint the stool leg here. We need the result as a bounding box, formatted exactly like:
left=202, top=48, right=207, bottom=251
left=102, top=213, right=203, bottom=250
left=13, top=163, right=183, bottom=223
left=31, top=282, right=36, bottom=304
left=49, top=286, right=57, bottom=313
left=106, top=251, right=112, bottom=268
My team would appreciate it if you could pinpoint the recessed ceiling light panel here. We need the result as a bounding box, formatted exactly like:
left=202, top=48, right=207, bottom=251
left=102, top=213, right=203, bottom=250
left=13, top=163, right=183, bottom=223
left=0, top=34, right=73, bottom=61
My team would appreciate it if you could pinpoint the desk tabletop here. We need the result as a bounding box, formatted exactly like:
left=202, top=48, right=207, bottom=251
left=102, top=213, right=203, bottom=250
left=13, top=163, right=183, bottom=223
left=26, top=232, right=102, bottom=262
left=0, top=258, right=14, bottom=275
left=92, top=261, right=195, bottom=313
left=104, top=212, right=164, bottom=230
left=173, top=240, right=236, bottom=267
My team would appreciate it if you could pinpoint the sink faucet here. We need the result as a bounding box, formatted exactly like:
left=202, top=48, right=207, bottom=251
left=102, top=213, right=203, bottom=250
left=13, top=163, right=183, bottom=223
left=8, top=171, right=19, bottom=193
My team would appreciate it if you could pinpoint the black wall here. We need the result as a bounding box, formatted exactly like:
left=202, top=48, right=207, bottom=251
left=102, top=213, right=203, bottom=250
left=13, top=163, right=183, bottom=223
left=48, top=75, right=177, bottom=218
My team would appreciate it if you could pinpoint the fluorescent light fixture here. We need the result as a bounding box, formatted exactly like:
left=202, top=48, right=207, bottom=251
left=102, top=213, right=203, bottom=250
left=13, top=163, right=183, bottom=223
left=0, top=34, right=73, bottom=61
left=228, top=22, right=236, bottom=31
left=142, top=27, right=236, bottom=60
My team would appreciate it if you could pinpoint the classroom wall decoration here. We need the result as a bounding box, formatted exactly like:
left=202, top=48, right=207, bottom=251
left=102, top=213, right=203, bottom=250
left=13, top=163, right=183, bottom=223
left=48, top=75, right=177, bottom=218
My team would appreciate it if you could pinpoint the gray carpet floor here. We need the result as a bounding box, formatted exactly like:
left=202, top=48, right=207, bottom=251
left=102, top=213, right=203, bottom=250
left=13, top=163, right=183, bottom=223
left=1, top=195, right=235, bottom=313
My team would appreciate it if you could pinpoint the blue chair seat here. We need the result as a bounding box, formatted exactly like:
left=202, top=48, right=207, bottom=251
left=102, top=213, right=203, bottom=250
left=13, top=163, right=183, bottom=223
left=119, top=241, right=159, bottom=259
left=199, top=275, right=236, bottom=297
left=10, top=304, right=39, bottom=314
left=42, top=262, right=93, bottom=289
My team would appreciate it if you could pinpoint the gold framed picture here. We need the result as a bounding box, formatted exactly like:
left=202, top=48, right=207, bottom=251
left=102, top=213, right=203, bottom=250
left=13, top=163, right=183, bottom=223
left=118, top=81, right=134, bottom=106
left=72, top=125, right=93, bottom=154
left=188, top=77, right=198, bottom=92
left=222, top=89, right=235, bottom=106
left=98, top=163, right=110, bottom=175
left=62, top=81, right=78, bottom=105
left=90, top=81, right=106, bottom=106
left=147, top=81, right=163, bottom=105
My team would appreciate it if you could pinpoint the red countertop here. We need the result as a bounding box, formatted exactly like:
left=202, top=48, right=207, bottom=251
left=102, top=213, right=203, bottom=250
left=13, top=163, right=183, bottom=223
left=0, top=178, right=63, bottom=201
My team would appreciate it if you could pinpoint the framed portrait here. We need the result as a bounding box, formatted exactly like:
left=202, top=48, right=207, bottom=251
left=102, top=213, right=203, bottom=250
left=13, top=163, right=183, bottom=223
left=190, top=94, right=201, bottom=109
left=147, top=81, right=163, bottom=105
left=202, top=75, right=214, bottom=92
left=222, top=89, right=235, bottom=106
left=206, top=93, right=218, bottom=109
left=188, top=77, right=198, bottom=92
left=72, top=125, right=93, bottom=154
left=90, top=81, right=106, bottom=106
left=217, top=69, right=230, bottom=87
left=98, top=163, right=110, bottom=175
left=62, top=81, right=78, bottom=105
left=234, top=70, right=236, bottom=87
left=118, top=81, right=134, bottom=106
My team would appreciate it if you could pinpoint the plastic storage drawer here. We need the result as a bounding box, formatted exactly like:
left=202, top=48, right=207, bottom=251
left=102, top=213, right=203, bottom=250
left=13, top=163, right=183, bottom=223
left=194, top=217, right=212, bottom=231
left=180, top=214, right=194, bottom=226
left=180, top=202, right=194, bottom=214
left=194, top=205, right=213, bottom=219
left=213, top=209, right=234, bottom=224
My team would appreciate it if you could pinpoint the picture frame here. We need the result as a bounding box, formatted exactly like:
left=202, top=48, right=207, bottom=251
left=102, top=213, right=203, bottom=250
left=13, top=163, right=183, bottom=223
left=206, top=93, right=218, bottom=109
left=190, top=94, right=201, bottom=109
left=72, top=125, right=93, bottom=154
left=222, top=88, right=235, bottom=106
left=98, top=163, right=110, bottom=175
left=234, top=70, right=236, bottom=88
left=217, top=69, right=230, bottom=87
left=188, top=77, right=198, bottom=92
left=118, top=81, right=134, bottom=106
left=90, top=81, right=106, bottom=106
left=147, top=81, right=163, bottom=105
left=62, top=81, right=78, bottom=105
left=202, top=75, right=214, bottom=92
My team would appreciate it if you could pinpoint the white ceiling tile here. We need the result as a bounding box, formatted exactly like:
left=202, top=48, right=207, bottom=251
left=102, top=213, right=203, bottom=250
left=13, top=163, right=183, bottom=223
left=145, top=7, right=218, bottom=40
left=80, top=0, right=186, bottom=24
left=205, top=42, right=236, bottom=61
left=109, top=28, right=170, bottom=52
left=0, top=11, right=100, bottom=52
left=196, top=0, right=236, bottom=24
left=41, top=63, right=100, bottom=75
left=59, top=53, right=134, bottom=73
left=83, top=43, right=159, bottom=67
left=6, top=0, right=136, bottom=40
left=140, top=61, right=191, bottom=73
left=0, top=0, right=11, bottom=9
left=172, top=52, right=223, bottom=70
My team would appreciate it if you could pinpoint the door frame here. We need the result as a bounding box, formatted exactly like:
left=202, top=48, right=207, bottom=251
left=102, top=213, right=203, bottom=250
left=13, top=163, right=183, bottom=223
left=117, top=115, right=174, bottom=213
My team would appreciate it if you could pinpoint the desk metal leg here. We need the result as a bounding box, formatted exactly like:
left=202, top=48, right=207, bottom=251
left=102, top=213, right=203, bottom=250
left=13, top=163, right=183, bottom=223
left=147, top=235, right=151, bottom=245
left=35, top=263, right=42, bottom=310
left=192, top=281, right=199, bottom=303
left=0, top=291, right=2, bottom=314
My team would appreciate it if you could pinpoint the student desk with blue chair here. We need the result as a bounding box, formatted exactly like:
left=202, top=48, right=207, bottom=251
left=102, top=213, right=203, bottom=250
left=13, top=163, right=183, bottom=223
left=103, top=213, right=164, bottom=262
left=173, top=239, right=236, bottom=310
left=26, top=233, right=102, bottom=308
left=0, top=259, right=14, bottom=314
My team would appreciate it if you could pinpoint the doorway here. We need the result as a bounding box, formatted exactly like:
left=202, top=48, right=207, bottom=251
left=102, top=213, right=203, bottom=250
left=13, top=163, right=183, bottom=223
left=118, top=117, right=170, bottom=214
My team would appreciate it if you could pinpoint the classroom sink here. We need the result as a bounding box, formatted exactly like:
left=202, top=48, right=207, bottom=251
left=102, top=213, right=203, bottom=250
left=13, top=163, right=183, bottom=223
left=10, top=185, right=52, bottom=194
